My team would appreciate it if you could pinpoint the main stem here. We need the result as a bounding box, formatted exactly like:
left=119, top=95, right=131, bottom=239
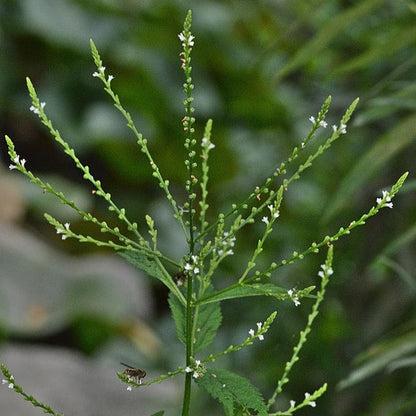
left=182, top=271, right=193, bottom=416
left=182, top=75, right=195, bottom=416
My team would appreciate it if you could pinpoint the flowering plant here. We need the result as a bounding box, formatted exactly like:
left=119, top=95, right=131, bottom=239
left=1, top=10, right=407, bottom=416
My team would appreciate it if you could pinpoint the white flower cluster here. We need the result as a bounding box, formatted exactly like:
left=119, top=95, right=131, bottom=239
left=56, top=222, right=70, bottom=240
left=248, top=321, right=265, bottom=341
left=30, top=101, right=45, bottom=117
left=1, top=376, right=14, bottom=390
left=287, top=288, right=300, bottom=307
left=92, top=66, right=114, bottom=82
left=289, top=392, right=317, bottom=409
left=178, top=32, right=195, bottom=48
left=318, top=263, right=333, bottom=279
left=184, top=254, right=199, bottom=275
left=309, top=115, right=347, bottom=134
left=201, top=137, right=215, bottom=150
left=376, top=190, right=393, bottom=209
left=217, top=232, right=236, bottom=257
left=262, top=204, right=280, bottom=225
left=185, top=359, right=202, bottom=379
left=9, top=155, right=26, bottom=171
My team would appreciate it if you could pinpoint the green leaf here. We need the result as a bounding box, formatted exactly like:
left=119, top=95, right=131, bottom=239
left=194, top=283, right=315, bottom=306
left=331, top=26, right=416, bottom=76
left=120, top=251, right=185, bottom=305
left=324, top=114, right=416, bottom=222
left=338, top=331, right=416, bottom=390
left=197, top=368, right=267, bottom=416
left=168, top=289, right=222, bottom=353
left=194, top=300, right=222, bottom=353
left=276, top=0, right=384, bottom=80
left=150, top=411, right=164, bottom=416
left=168, top=291, right=186, bottom=345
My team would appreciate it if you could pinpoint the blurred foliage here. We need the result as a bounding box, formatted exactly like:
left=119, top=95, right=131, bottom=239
left=1, top=0, right=415, bottom=415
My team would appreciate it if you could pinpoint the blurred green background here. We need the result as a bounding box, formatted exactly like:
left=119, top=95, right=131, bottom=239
left=1, top=1, right=415, bottom=415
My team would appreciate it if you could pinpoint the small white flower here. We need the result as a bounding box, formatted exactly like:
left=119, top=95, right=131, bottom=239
left=126, top=385, right=132, bottom=391
left=309, top=116, right=315, bottom=123
left=268, top=204, right=273, bottom=212
left=188, top=35, right=195, bottom=46
left=340, top=124, right=347, bottom=134
left=9, top=164, right=17, bottom=170
left=256, top=322, right=262, bottom=330
left=262, top=216, right=269, bottom=224
left=184, top=263, right=192, bottom=271
left=273, top=211, right=280, bottom=219
left=1, top=379, right=7, bottom=385
left=178, top=33, right=186, bottom=43
left=320, top=120, right=328, bottom=128
left=290, top=400, right=296, bottom=408
left=193, top=267, right=199, bottom=274
left=8, top=383, right=14, bottom=389
left=20, top=158, right=26, bottom=167
left=191, top=255, right=198, bottom=263
left=29, top=105, right=39, bottom=114
left=195, top=360, right=201, bottom=367
left=108, top=75, right=114, bottom=82
left=304, top=392, right=316, bottom=407
left=294, top=297, right=300, bottom=307
left=301, top=142, right=305, bottom=148
left=248, top=328, right=255, bottom=337
left=259, top=334, right=264, bottom=341
left=287, top=289, right=293, bottom=296
left=332, top=125, right=337, bottom=132
left=64, top=222, right=70, bottom=230
left=226, top=249, right=234, bottom=256
left=192, top=372, right=199, bottom=378
left=217, top=249, right=224, bottom=256
left=185, top=366, right=192, bottom=373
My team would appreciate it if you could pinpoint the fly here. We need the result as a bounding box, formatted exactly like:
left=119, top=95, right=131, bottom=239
left=120, top=362, right=146, bottom=384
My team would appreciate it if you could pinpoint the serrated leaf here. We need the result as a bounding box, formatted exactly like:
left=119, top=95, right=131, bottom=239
left=194, top=300, right=222, bottom=353
left=120, top=251, right=185, bottom=305
left=197, top=368, right=267, bottom=416
left=168, top=291, right=186, bottom=345
left=168, top=289, right=222, bottom=352
left=195, top=283, right=315, bottom=306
